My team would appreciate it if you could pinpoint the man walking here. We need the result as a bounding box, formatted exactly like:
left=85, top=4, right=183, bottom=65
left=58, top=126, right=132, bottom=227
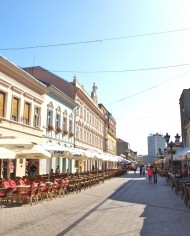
left=153, top=166, right=158, bottom=183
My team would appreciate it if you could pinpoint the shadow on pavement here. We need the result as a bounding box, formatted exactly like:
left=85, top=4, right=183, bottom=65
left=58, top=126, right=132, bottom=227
left=109, top=172, right=190, bottom=236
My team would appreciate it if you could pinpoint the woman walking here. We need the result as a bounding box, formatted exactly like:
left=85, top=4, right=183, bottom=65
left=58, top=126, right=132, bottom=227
left=147, top=166, right=153, bottom=183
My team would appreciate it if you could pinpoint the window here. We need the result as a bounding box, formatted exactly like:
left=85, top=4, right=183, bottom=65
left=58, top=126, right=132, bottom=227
left=47, top=102, right=54, bottom=131
left=84, top=109, right=86, bottom=121
left=47, top=110, right=53, bottom=126
left=76, top=127, right=79, bottom=140
left=69, top=115, right=73, bottom=133
left=84, top=130, right=86, bottom=142
left=55, top=107, right=61, bottom=130
left=34, top=107, right=40, bottom=127
left=23, top=102, right=30, bottom=125
left=80, top=106, right=83, bottom=118
left=55, top=114, right=61, bottom=129
left=11, top=97, right=19, bottom=121
left=0, top=91, right=5, bottom=117
left=63, top=111, right=67, bottom=132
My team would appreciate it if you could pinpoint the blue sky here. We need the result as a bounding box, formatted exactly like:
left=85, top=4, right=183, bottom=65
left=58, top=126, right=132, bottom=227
left=1, top=1, right=190, bottom=155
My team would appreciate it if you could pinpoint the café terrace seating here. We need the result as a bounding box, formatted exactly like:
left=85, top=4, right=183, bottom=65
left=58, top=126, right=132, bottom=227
left=0, top=187, right=14, bottom=208
left=165, top=171, right=190, bottom=210
left=0, top=168, right=127, bottom=208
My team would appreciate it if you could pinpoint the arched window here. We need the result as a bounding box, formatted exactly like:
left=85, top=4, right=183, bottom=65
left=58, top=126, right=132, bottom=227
left=55, top=106, right=61, bottom=131
left=62, top=110, right=68, bottom=133
left=47, top=102, right=54, bottom=129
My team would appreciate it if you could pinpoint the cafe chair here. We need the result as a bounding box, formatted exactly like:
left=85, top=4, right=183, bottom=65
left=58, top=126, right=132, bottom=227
left=0, top=187, right=14, bottom=208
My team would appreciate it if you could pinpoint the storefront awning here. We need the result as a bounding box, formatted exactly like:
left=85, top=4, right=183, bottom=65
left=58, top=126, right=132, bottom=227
left=173, top=147, right=190, bottom=160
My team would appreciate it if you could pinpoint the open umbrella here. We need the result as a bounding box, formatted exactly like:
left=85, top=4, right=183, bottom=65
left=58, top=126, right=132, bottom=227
left=0, top=147, right=16, bottom=159
left=16, top=145, right=51, bottom=159
left=41, top=143, right=70, bottom=158
left=66, top=147, right=87, bottom=160
left=0, top=136, right=33, bottom=150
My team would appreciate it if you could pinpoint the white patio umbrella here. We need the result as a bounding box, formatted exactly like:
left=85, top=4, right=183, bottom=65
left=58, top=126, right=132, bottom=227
left=41, top=143, right=70, bottom=158
left=0, top=136, right=33, bottom=150
left=0, top=147, right=16, bottom=159
left=16, top=145, right=51, bottom=159
left=66, top=147, right=87, bottom=160
left=83, top=149, right=98, bottom=160
left=0, top=136, right=33, bottom=179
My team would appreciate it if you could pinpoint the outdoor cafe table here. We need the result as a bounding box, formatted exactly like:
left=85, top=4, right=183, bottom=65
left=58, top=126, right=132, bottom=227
left=16, top=185, right=31, bottom=188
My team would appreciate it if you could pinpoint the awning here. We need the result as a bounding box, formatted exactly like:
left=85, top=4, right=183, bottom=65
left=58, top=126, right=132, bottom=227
left=16, top=145, right=51, bottom=159
left=0, top=147, right=16, bottom=159
left=173, top=147, right=190, bottom=160
left=117, top=156, right=131, bottom=163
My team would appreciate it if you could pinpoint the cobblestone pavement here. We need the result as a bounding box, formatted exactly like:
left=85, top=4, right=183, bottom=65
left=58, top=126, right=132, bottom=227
left=0, top=172, right=190, bottom=236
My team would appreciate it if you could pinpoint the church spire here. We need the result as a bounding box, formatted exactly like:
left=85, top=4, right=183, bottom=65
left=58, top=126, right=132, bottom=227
left=91, top=83, right=98, bottom=104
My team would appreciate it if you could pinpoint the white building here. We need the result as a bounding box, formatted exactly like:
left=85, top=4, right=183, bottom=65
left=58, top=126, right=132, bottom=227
left=147, top=133, right=166, bottom=163
left=0, top=56, right=47, bottom=178
left=40, top=84, right=78, bottom=174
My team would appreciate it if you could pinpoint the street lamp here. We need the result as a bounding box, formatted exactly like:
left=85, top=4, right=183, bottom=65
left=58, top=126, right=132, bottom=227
left=164, top=133, right=180, bottom=171
left=175, top=133, right=180, bottom=143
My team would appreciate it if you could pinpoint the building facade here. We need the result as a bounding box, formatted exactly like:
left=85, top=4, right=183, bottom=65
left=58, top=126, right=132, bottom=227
left=179, top=89, right=190, bottom=147
left=40, top=84, right=78, bottom=174
left=0, top=56, right=47, bottom=177
left=98, top=104, right=117, bottom=155
left=147, top=133, right=166, bottom=163
left=23, top=67, right=117, bottom=172
left=117, top=138, right=137, bottom=160
left=185, top=121, right=190, bottom=147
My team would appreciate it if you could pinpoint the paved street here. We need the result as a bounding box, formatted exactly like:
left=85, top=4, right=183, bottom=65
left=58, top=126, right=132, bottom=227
left=0, top=172, right=190, bottom=236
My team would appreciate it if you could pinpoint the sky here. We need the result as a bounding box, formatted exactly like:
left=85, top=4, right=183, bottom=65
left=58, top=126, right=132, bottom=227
left=1, top=1, right=190, bottom=155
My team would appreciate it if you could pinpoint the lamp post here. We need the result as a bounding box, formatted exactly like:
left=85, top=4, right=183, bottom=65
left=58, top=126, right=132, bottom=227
left=164, top=133, right=180, bottom=172
left=157, top=148, right=164, bottom=170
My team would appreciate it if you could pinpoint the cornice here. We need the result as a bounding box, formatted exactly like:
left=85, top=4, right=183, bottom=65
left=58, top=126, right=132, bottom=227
left=48, top=84, right=78, bottom=108
left=0, top=56, right=47, bottom=95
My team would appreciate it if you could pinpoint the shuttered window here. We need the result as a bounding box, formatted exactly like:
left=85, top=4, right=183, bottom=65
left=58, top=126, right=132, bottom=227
left=23, top=102, right=30, bottom=125
left=12, top=97, right=19, bottom=121
left=0, top=91, right=5, bottom=117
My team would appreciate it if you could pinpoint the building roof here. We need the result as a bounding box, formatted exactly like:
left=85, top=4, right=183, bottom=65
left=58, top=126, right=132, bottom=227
left=23, top=66, right=76, bottom=100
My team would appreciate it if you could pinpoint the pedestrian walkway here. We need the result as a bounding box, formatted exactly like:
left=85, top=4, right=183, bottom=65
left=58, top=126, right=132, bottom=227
left=0, top=172, right=190, bottom=236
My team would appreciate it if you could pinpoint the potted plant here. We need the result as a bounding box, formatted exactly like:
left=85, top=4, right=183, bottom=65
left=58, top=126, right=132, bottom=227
left=69, top=132, right=74, bottom=137
left=56, top=127, right=62, bottom=133
left=48, top=125, right=54, bottom=131
left=63, top=130, right=69, bottom=135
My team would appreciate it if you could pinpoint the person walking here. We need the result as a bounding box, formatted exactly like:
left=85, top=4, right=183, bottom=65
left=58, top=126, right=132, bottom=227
left=142, top=165, right=146, bottom=176
left=55, top=166, right=60, bottom=175
left=133, top=165, right=137, bottom=174
left=139, top=165, right=143, bottom=176
left=147, top=166, right=153, bottom=183
left=153, top=166, right=158, bottom=183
